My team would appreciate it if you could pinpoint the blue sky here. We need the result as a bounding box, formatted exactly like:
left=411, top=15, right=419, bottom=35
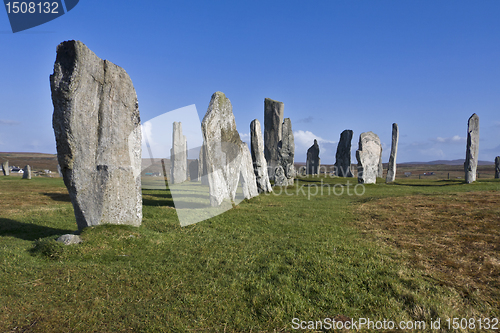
left=1, top=0, right=499, bottom=163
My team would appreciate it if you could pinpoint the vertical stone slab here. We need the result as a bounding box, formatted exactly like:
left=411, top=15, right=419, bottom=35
left=201, top=92, right=258, bottom=206
left=334, top=130, right=354, bottom=177
left=250, top=119, right=272, bottom=193
left=279, top=118, right=295, bottom=185
left=170, top=121, right=187, bottom=184
left=356, top=131, right=382, bottom=184
left=495, top=156, right=500, bottom=179
left=199, top=142, right=209, bottom=185
left=189, top=159, right=199, bottom=182
left=264, top=98, right=284, bottom=180
left=50, top=40, right=142, bottom=229
left=239, top=142, right=259, bottom=199
left=378, top=149, right=383, bottom=179
left=386, top=123, right=399, bottom=183
left=1, top=161, right=9, bottom=176
left=22, top=165, right=31, bottom=179
left=464, top=113, right=479, bottom=183
left=306, top=139, right=320, bottom=175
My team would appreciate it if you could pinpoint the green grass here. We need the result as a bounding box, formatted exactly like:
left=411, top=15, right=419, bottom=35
left=0, top=176, right=499, bottom=332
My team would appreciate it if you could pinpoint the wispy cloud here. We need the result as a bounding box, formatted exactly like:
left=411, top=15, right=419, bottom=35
left=431, top=135, right=466, bottom=144
left=297, top=116, right=314, bottom=124
left=294, top=130, right=337, bottom=163
left=239, top=132, right=250, bottom=144
left=0, top=119, right=20, bottom=126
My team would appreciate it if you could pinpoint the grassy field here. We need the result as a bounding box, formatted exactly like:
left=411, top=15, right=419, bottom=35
left=0, top=175, right=499, bottom=332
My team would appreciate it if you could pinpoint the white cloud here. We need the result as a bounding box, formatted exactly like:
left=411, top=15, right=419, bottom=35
left=432, top=135, right=466, bottom=144
left=294, top=130, right=337, bottom=164
left=0, top=119, right=20, bottom=126
left=239, top=132, right=250, bottom=144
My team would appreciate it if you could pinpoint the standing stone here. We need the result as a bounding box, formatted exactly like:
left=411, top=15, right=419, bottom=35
left=250, top=119, right=272, bottom=193
left=378, top=150, right=383, bottom=178
left=274, top=165, right=287, bottom=186
left=306, top=139, right=320, bottom=175
left=239, top=142, right=259, bottom=199
left=161, top=159, right=169, bottom=187
left=57, top=164, right=63, bottom=177
left=22, top=165, right=31, bottom=179
left=386, top=123, right=399, bottom=183
left=464, top=113, right=480, bottom=183
left=199, top=142, right=209, bottom=185
left=50, top=40, right=142, bottom=229
left=170, top=121, right=187, bottom=184
left=356, top=132, right=382, bottom=184
left=495, top=156, right=500, bottom=179
left=189, top=159, right=199, bottom=182
left=279, top=118, right=295, bottom=185
left=334, top=130, right=354, bottom=177
left=1, top=161, right=9, bottom=176
left=201, top=92, right=258, bottom=206
left=264, top=98, right=284, bottom=180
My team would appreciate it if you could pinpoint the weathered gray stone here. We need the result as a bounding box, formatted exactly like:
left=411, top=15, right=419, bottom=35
left=464, top=113, right=479, bottom=183
left=306, top=139, right=320, bottom=175
left=170, top=121, right=187, bottom=184
left=495, top=156, right=500, bottom=179
left=274, top=165, right=287, bottom=186
left=279, top=118, right=295, bottom=185
left=56, top=234, right=82, bottom=245
left=250, top=119, right=272, bottom=193
left=201, top=92, right=258, bottom=206
left=50, top=40, right=142, bottom=229
left=22, top=165, right=31, bottom=179
left=334, top=130, right=354, bottom=177
left=356, top=132, right=382, bottom=184
left=378, top=149, right=383, bottom=179
left=189, top=159, right=199, bottom=182
left=199, top=142, right=209, bottom=185
left=386, top=123, right=399, bottom=183
left=1, top=161, right=8, bottom=176
left=239, top=142, right=259, bottom=199
left=57, top=164, right=63, bottom=177
left=264, top=98, right=284, bottom=180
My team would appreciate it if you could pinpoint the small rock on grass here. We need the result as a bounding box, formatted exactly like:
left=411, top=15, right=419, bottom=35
left=56, top=234, right=82, bottom=245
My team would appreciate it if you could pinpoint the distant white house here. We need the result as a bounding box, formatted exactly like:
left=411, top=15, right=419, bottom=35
left=10, top=167, right=23, bottom=173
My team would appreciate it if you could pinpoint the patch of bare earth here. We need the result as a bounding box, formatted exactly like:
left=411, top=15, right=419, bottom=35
left=356, top=191, right=500, bottom=308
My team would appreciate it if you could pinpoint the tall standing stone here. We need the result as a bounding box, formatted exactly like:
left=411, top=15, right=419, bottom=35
left=279, top=118, right=295, bottom=185
left=378, top=150, right=383, bottom=178
left=464, top=113, right=479, bottom=183
left=199, top=142, right=209, bottom=185
left=170, top=121, right=187, bottom=184
left=386, top=123, right=399, bottom=183
left=50, top=40, right=142, bottom=229
left=201, top=92, right=258, bottom=206
left=1, top=161, right=9, bottom=176
left=306, top=139, right=320, bottom=175
left=22, top=165, right=31, bottom=179
left=250, top=119, right=272, bottom=193
left=335, top=130, right=354, bottom=177
left=495, top=156, right=500, bottom=179
left=264, top=98, right=284, bottom=180
left=356, top=132, right=382, bottom=184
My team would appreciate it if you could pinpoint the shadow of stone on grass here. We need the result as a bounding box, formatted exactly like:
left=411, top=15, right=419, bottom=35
left=0, top=218, right=75, bottom=241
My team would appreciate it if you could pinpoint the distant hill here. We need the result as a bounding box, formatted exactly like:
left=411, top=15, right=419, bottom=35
left=401, top=159, right=494, bottom=166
